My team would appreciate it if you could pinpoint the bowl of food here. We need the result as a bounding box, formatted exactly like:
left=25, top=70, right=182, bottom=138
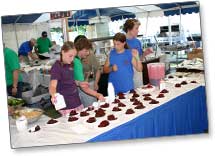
left=12, top=107, right=43, bottom=124
left=8, top=97, right=25, bottom=108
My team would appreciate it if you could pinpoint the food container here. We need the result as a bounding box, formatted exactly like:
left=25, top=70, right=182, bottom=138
left=53, top=93, right=66, bottom=110
left=13, top=107, right=43, bottom=124
left=16, top=116, right=28, bottom=132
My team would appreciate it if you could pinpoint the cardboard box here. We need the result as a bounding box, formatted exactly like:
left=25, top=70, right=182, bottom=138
left=187, top=48, right=203, bottom=60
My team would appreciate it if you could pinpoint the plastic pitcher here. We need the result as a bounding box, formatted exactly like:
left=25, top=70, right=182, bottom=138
left=147, top=63, right=165, bottom=86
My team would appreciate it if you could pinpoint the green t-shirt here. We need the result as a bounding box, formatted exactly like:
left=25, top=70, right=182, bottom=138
left=36, top=37, right=52, bottom=54
left=73, top=56, right=84, bottom=81
left=4, top=48, right=23, bottom=86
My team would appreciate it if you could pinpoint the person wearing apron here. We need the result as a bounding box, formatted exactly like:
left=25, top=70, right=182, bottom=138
left=123, top=19, right=144, bottom=88
left=49, top=42, right=83, bottom=116
left=73, top=36, right=105, bottom=107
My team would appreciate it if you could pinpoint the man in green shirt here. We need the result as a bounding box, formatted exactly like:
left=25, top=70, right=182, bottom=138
left=74, top=36, right=100, bottom=107
left=36, top=31, right=52, bottom=60
left=4, top=47, right=23, bottom=98
left=73, top=56, right=85, bottom=81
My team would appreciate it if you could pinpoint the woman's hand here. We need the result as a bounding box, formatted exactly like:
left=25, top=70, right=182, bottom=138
left=112, top=64, right=118, bottom=72
left=12, top=87, right=17, bottom=96
left=96, top=93, right=105, bottom=101
left=51, top=95, right=57, bottom=105
left=94, top=82, right=99, bottom=91
left=8, top=106, right=14, bottom=116
left=132, top=49, right=139, bottom=59
left=131, top=49, right=143, bottom=72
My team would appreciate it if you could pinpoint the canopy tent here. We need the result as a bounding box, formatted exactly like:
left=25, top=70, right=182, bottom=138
left=68, top=8, right=135, bottom=26
left=1, top=13, right=51, bottom=52
left=1, top=13, right=42, bottom=24
left=1, top=13, right=52, bottom=25
left=68, top=1, right=199, bottom=26
left=156, top=1, right=199, bottom=16
left=1, top=1, right=200, bottom=50
left=1, top=1, right=199, bottom=28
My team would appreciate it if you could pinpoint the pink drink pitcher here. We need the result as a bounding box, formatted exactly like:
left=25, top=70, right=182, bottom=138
left=147, top=63, right=165, bottom=86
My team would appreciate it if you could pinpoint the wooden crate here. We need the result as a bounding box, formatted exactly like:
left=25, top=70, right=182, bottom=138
left=187, top=48, right=203, bottom=60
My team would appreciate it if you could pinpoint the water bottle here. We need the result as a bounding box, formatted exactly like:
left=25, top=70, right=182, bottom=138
left=108, top=83, right=115, bottom=103
left=159, top=79, right=166, bottom=91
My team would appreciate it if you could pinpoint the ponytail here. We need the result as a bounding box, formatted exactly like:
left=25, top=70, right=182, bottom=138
left=124, top=43, right=129, bottom=49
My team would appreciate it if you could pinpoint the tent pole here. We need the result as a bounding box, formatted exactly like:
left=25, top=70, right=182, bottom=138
left=76, top=20, right=79, bottom=34
left=145, top=12, right=149, bottom=37
left=179, top=7, right=182, bottom=43
left=61, top=18, right=69, bottom=41
left=14, top=24, right=19, bottom=51
left=168, top=16, right=172, bottom=45
left=144, top=12, right=149, bottom=50
left=65, top=18, right=69, bottom=41
left=14, top=15, right=22, bottom=51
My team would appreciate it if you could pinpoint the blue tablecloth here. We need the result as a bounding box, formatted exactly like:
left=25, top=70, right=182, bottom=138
left=88, top=86, right=208, bottom=142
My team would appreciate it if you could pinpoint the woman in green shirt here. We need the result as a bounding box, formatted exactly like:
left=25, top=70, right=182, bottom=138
left=4, top=47, right=23, bottom=98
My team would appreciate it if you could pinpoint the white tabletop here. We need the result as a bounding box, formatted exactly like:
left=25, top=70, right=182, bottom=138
left=9, top=73, right=206, bottom=148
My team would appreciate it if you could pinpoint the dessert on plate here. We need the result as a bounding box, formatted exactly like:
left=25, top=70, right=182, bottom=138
left=125, top=108, right=135, bottom=114
left=70, top=110, right=78, bottom=116
left=68, top=116, right=79, bottom=122
left=113, top=99, right=120, bottom=104
left=142, top=93, right=152, bottom=97
left=157, top=93, right=165, bottom=98
left=134, top=104, right=145, bottom=109
left=47, top=119, right=58, bottom=124
left=100, top=103, right=110, bottom=108
left=130, top=97, right=136, bottom=102
left=149, top=99, right=159, bottom=104
left=112, top=107, right=122, bottom=112
left=175, top=83, right=181, bottom=88
left=118, top=102, right=126, bottom=107
left=168, top=75, right=174, bottom=79
left=143, top=96, right=152, bottom=101
left=181, top=81, right=188, bottom=85
left=132, top=93, right=140, bottom=98
left=129, top=89, right=137, bottom=94
left=107, top=114, right=117, bottom=121
left=98, top=120, right=109, bottom=127
left=160, top=89, right=169, bottom=93
left=95, top=108, right=106, bottom=117
left=118, top=92, right=126, bottom=99
left=80, top=111, right=90, bottom=117
left=86, top=106, right=94, bottom=111
left=86, top=117, right=96, bottom=123
left=95, top=108, right=106, bottom=113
